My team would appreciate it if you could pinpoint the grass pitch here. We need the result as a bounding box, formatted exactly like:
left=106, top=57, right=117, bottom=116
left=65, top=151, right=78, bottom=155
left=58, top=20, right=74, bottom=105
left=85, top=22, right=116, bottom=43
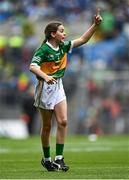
left=0, top=135, right=129, bottom=179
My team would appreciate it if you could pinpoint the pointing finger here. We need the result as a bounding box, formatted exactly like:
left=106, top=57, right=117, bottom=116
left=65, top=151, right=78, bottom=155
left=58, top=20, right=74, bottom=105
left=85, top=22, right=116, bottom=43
left=96, top=8, right=100, bottom=16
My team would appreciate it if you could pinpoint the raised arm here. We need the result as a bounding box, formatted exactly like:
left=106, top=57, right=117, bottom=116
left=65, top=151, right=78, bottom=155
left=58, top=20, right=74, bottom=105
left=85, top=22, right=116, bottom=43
left=72, top=9, right=102, bottom=48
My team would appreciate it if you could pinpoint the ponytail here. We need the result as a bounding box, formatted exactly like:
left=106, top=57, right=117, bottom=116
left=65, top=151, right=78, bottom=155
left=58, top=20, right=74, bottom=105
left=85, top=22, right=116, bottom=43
left=42, top=37, right=47, bottom=44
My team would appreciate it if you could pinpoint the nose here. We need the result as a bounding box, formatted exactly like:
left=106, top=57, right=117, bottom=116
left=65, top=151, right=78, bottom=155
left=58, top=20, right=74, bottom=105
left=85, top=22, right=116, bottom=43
left=64, top=32, right=66, bottom=36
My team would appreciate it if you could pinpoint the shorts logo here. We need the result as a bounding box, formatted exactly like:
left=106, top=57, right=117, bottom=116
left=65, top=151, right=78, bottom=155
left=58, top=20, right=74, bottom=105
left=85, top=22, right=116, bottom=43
left=47, top=102, right=52, bottom=107
left=46, top=86, right=53, bottom=94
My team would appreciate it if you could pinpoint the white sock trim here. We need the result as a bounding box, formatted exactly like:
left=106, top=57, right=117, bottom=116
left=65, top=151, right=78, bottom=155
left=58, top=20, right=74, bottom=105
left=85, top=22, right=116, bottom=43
left=55, top=155, right=63, bottom=160
left=44, top=157, right=51, bottom=162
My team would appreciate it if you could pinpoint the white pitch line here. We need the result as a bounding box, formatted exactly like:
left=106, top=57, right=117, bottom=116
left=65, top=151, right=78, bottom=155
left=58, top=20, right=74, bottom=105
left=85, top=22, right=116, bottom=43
left=0, top=146, right=128, bottom=154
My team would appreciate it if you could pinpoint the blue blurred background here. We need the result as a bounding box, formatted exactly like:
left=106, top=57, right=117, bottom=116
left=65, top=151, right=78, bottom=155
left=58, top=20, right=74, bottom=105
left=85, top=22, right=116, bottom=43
left=0, top=0, right=129, bottom=138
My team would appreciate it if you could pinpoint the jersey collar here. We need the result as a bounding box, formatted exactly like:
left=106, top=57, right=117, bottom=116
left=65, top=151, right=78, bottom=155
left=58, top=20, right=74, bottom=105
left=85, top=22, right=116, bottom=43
left=46, top=41, right=59, bottom=51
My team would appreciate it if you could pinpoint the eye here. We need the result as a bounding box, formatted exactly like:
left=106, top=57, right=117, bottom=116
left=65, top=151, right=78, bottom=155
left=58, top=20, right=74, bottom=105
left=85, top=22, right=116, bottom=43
left=59, top=28, right=64, bottom=33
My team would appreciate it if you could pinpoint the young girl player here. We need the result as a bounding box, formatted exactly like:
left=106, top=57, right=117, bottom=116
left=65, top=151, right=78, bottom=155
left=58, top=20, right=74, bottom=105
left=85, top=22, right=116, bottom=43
left=29, top=9, right=102, bottom=172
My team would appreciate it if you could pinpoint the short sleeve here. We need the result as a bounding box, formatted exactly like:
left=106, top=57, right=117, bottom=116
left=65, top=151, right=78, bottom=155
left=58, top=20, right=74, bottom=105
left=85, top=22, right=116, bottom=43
left=61, top=41, right=72, bottom=53
left=30, top=46, right=44, bottom=66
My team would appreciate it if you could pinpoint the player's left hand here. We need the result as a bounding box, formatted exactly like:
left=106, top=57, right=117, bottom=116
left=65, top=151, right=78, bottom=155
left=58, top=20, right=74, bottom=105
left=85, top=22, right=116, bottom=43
left=94, top=8, right=103, bottom=26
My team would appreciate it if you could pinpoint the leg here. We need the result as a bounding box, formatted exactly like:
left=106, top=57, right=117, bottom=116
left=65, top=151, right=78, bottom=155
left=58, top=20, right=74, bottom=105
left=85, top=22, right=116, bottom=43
left=53, top=100, right=69, bottom=171
left=39, top=108, right=53, bottom=147
left=54, top=99, right=67, bottom=145
left=39, top=108, right=57, bottom=171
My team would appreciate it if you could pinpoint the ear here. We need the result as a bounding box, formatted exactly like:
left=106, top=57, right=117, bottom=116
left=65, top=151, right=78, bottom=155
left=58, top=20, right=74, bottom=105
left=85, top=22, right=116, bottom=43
left=51, top=32, right=56, bottom=38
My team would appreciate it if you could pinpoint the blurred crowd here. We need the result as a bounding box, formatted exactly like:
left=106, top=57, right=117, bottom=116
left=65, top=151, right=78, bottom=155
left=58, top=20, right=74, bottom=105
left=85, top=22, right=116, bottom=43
left=0, top=0, right=129, bottom=135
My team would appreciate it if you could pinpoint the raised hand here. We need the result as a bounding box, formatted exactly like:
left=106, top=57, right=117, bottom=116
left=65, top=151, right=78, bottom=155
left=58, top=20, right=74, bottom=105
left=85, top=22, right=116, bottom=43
left=94, top=8, right=103, bottom=26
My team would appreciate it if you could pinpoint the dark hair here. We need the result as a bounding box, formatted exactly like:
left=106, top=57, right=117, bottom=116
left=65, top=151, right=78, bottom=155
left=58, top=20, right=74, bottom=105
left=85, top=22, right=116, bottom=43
left=42, top=21, right=62, bottom=44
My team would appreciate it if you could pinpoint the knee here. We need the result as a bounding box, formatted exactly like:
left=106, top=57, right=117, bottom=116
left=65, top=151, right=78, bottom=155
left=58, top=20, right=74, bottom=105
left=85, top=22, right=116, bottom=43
left=42, top=124, right=51, bottom=134
left=58, top=118, right=67, bottom=127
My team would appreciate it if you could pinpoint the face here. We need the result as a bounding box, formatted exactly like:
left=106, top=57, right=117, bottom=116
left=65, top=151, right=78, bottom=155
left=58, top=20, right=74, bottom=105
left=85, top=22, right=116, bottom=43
left=52, top=25, right=66, bottom=43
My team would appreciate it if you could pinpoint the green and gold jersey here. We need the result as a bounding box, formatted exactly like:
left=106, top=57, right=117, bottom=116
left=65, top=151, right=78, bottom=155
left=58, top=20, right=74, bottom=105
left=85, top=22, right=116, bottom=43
left=31, top=41, right=72, bottom=78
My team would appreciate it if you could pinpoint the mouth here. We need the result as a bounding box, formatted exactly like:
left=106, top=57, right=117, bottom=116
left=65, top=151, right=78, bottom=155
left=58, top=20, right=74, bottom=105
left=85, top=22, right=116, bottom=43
left=61, top=37, right=65, bottom=41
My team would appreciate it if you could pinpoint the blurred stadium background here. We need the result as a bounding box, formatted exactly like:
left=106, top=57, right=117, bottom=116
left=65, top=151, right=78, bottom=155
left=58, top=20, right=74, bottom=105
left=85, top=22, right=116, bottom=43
left=0, top=0, right=129, bottom=139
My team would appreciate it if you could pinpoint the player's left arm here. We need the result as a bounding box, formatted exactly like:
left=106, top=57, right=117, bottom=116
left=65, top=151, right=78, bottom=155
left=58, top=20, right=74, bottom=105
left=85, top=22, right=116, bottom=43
left=72, top=8, right=102, bottom=48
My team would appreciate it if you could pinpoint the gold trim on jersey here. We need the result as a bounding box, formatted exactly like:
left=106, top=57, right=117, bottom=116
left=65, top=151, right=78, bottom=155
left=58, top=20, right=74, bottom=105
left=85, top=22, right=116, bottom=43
left=40, top=53, right=67, bottom=74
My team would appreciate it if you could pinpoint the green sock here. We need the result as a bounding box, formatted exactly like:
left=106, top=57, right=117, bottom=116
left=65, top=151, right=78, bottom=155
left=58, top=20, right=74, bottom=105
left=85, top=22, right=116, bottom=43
left=56, top=144, right=64, bottom=156
left=43, top=146, right=50, bottom=158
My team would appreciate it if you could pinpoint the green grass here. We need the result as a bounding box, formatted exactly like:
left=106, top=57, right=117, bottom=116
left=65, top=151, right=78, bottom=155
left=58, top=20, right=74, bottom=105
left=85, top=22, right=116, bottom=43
left=0, top=135, right=129, bottom=179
